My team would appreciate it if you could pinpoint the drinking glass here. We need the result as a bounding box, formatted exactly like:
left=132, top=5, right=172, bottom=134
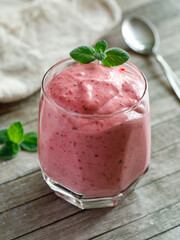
left=38, top=59, right=151, bottom=209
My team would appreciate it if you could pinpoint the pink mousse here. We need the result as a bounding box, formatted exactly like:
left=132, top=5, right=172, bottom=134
left=38, top=62, right=150, bottom=198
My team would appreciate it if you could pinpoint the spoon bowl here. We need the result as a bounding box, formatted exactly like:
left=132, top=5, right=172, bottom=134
left=122, top=16, right=180, bottom=100
left=122, top=16, right=159, bottom=55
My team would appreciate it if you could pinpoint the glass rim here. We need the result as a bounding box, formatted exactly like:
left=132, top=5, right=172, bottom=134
left=42, top=58, right=148, bottom=119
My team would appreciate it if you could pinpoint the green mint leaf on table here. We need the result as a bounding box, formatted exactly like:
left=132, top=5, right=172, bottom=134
left=0, top=141, right=19, bottom=160
left=8, top=122, right=24, bottom=144
left=70, top=46, right=95, bottom=63
left=102, top=48, right=129, bottom=67
left=0, top=129, right=9, bottom=143
left=70, top=39, right=129, bottom=67
left=20, top=132, right=37, bottom=152
left=0, top=122, right=38, bottom=160
left=94, top=40, right=107, bottom=53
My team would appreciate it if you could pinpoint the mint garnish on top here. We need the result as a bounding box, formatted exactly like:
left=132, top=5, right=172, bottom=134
left=70, top=40, right=129, bottom=67
left=0, top=122, right=37, bottom=160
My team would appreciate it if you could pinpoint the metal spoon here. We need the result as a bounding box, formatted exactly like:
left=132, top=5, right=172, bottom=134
left=122, top=16, right=180, bottom=100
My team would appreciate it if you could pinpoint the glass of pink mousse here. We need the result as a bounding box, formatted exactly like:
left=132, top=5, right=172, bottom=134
left=38, top=58, right=151, bottom=209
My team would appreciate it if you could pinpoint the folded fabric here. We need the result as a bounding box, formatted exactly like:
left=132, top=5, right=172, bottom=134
left=0, top=0, right=121, bottom=103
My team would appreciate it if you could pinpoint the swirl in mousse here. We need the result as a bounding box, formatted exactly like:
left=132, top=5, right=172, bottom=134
left=38, top=60, right=151, bottom=208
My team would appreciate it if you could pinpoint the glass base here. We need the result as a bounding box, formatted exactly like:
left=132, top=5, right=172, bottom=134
left=42, top=167, right=148, bottom=209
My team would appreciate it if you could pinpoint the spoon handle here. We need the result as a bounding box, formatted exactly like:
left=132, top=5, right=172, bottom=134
left=154, top=53, right=180, bottom=100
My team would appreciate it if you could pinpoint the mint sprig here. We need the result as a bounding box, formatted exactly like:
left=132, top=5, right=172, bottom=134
left=20, top=132, right=37, bottom=152
left=70, top=39, right=129, bottom=67
left=0, top=122, right=37, bottom=160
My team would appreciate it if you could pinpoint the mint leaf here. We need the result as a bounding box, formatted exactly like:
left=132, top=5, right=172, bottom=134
left=70, top=40, right=129, bottom=66
left=20, top=142, right=37, bottom=152
left=0, top=129, right=9, bottom=143
left=20, top=132, right=37, bottom=152
left=0, top=141, right=19, bottom=160
left=8, top=122, right=24, bottom=144
left=94, top=40, right=107, bottom=53
left=0, top=123, right=37, bottom=160
left=102, top=48, right=129, bottom=67
left=93, top=52, right=106, bottom=61
left=70, top=46, right=95, bottom=63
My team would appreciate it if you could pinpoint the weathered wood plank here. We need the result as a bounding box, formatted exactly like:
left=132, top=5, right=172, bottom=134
left=148, top=225, right=180, bottom=240
left=0, top=97, right=39, bottom=128
left=108, top=10, right=180, bottom=47
left=142, top=53, right=180, bottom=84
left=13, top=170, right=180, bottom=240
left=117, top=0, right=156, bottom=12
left=119, top=0, right=180, bottom=26
left=124, top=0, right=180, bottom=23
left=0, top=171, right=51, bottom=213
left=149, top=72, right=180, bottom=126
left=138, top=142, right=180, bottom=187
left=0, top=194, right=80, bottom=240
left=155, top=14, right=180, bottom=39
left=0, top=150, right=39, bottom=185
left=109, top=1, right=180, bottom=51
left=93, top=202, right=180, bottom=240
left=151, top=115, right=180, bottom=153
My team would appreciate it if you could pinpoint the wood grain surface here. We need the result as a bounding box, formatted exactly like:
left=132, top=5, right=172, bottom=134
left=0, top=0, right=180, bottom=239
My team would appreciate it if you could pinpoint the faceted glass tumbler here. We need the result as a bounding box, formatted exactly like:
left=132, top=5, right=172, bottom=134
left=38, top=59, right=151, bottom=209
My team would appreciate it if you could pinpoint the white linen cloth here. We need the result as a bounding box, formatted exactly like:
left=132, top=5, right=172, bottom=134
left=0, top=0, right=121, bottom=103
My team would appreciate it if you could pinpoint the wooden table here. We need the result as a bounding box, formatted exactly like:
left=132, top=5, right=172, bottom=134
left=0, top=0, right=180, bottom=239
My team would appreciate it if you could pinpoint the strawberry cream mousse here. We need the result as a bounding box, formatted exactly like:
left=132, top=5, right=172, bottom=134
left=38, top=61, right=150, bottom=202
